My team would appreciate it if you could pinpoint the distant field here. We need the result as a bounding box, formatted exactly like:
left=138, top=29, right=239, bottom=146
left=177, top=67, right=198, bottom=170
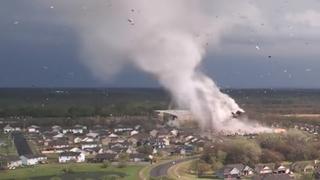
left=0, top=163, right=143, bottom=180
left=1, top=88, right=320, bottom=127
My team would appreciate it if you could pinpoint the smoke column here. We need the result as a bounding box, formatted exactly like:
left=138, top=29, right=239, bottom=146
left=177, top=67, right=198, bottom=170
left=45, top=0, right=270, bottom=132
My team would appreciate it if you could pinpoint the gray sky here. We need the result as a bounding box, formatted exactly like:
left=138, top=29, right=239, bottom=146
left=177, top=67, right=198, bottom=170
left=1, top=0, right=320, bottom=88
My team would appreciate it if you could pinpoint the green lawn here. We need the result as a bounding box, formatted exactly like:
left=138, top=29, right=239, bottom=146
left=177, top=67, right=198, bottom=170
left=0, top=133, right=17, bottom=156
left=0, top=163, right=144, bottom=180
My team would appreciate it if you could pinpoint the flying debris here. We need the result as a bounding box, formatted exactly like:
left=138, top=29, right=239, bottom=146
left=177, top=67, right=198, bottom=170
left=131, top=9, right=135, bottom=12
left=50, top=6, right=54, bottom=9
left=13, top=21, right=19, bottom=25
left=268, top=55, right=272, bottom=58
left=232, top=110, right=244, bottom=118
left=255, top=45, right=260, bottom=50
left=127, top=18, right=135, bottom=25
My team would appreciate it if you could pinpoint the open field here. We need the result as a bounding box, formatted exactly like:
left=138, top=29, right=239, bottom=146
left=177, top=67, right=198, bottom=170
left=0, top=163, right=143, bottom=180
left=0, top=133, right=17, bottom=156
left=1, top=88, right=320, bottom=128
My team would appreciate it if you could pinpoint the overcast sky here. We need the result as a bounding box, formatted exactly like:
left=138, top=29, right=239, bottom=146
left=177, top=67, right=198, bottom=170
left=1, top=0, right=320, bottom=88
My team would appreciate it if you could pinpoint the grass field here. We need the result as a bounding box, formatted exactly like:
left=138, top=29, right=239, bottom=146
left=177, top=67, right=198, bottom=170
left=0, top=133, right=17, bottom=156
left=0, top=163, right=144, bottom=180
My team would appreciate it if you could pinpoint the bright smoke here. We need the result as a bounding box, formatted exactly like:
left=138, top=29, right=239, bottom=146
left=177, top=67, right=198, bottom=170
left=46, top=0, right=270, bottom=132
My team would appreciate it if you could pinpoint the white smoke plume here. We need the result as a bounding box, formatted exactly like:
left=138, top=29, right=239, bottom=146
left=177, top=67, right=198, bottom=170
left=43, top=0, right=271, bottom=132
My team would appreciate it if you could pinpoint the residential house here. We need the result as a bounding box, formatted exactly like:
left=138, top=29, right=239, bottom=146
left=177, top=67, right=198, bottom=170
left=217, top=164, right=244, bottom=179
left=74, top=137, right=82, bottom=144
left=255, top=165, right=273, bottom=174
left=217, top=164, right=254, bottom=179
left=51, top=125, right=62, bottom=132
left=179, top=145, right=194, bottom=156
left=170, top=129, right=179, bottom=137
left=0, top=156, right=22, bottom=169
left=86, top=132, right=99, bottom=139
left=58, top=152, right=85, bottom=163
left=114, top=127, right=133, bottom=133
left=274, top=165, right=291, bottom=174
left=94, top=153, right=117, bottom=162
left=52, top=133, right=64, bottom=140
left=129, top=153, right=148, bottom=162
left=3, top=125, right=20, bottom=134
left=149, top=129, right=158, bottom=137
left=47, top=140, right=69, bottom=149
left=3, top=124, right=14, bottom=133
left=130, top=130, right=139, bottom=136
left=81, top=137, right=95, bottom=143
left=81, top=142, right=100, bottom=150
left=62, top=125, right=87, bottom=134
left=70, top=147, right=82, bottom=153
left=27, top=125, right=40, bottom=133
left=20, top=154, right=47, bottom=166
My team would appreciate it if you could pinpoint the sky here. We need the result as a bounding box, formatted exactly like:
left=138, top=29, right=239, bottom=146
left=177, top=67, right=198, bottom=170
left=1, top=0, right=320, bottom=88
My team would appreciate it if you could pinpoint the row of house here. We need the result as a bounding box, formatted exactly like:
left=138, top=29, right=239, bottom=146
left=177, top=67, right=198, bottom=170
left=217, top=163, right=294, bottom=179
left=0, top=155, right=47, bottom=169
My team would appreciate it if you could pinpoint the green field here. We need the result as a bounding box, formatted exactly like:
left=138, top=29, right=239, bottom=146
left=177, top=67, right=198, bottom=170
left=0, top=133, right=17, bottom=156
left=2, top=88, right=320, bottom=128
left=0, top=163, right=144, bottom=180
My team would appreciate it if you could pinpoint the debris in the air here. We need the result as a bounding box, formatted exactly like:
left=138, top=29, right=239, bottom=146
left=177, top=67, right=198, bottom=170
left=283, top=69, right=288, bottom=73
left=131, top=9, right=135, bottom=12
left=255, top=45, right=260, bottom=50
left=127, top=18, right=135, bottom=25
left=50, top=6, right=54, bottom=9
left=13, top=21, right=19, bottom=25
left=268, top=55, right=271, bottom=58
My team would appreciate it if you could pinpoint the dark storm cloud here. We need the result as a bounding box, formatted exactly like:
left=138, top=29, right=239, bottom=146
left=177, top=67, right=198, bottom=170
left=1, top=0, right=320, bottom=88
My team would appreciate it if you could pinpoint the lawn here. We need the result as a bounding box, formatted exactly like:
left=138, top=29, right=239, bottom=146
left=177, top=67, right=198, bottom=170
left=0, top=133, right=17, bottom=156
left=0, top=163, right=144, bottom=180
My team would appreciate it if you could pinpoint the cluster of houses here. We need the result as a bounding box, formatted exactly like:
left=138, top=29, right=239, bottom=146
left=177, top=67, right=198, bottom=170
left=1, top=124, right=206, bottom=170
left=217, top=163, right=293, bottom=179
left=217, top=161, right=320, bottom=180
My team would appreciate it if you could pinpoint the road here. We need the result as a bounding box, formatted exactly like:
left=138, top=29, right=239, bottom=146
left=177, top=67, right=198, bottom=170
left=150, top=156, right=198, bottom=178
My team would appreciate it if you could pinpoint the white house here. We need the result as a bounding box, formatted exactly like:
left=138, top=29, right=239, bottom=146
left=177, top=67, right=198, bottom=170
left=51, top=125, right=62, bottom=132
left=58, top=152, right=85, bottom=163
left=62, top=125, right=86, bottom=134
left=86, top=132, right=99, bottom=139
left=108, top=133, right=118, bottom=138
left=3, top=124, right=21, bottom=134
left=81, top=142, right=99, bottom=150
left=70, top=147, right=82, bottom=153
left=114, top=127, right=133, bottom=133
left=53, top=133, right=64, bottom=139
left=3, top=124, right=14, bottom=133
left=1, top=156, right=22, bottom=169
left=130, top=130, right=139, bottom=136
left=73, top=137, right=82, bottom=144
left=81, top=137, right=95, bottom=143
left=27, top=125, right=40, bottom=133
left=20, top=155, right=47, bottom=166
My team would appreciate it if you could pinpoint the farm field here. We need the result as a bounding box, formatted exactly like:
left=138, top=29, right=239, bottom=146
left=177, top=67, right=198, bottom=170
left=0, top=163, right=143, bottom=180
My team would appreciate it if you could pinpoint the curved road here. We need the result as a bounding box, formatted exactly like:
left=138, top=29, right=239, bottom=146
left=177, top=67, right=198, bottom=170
left=150, top=156, right=198, bottom=178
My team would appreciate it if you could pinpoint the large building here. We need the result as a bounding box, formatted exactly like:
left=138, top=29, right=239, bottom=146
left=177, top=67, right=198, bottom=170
left=154, top=110, right=194, bottom=127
